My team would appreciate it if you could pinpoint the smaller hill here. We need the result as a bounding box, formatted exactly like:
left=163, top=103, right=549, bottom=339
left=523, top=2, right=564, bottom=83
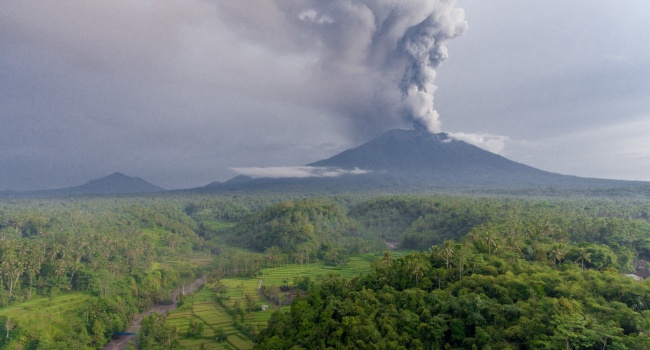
left=1, top=172, right=164, bottom=197
left=224, top=199, right=358, bottom=264
left=61, top=172, right=164, bottom=195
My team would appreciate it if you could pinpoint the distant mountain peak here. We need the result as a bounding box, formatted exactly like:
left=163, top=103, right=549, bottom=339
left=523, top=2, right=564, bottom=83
left=107, top=171, right=128, bottom=177
left=0, top=172, right=164, bottom=198
left=77, top=172, right=164, bottom=194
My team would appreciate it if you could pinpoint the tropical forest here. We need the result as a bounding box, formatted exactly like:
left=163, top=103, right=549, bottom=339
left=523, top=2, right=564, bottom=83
left=0, top=192, right=649, bottom=349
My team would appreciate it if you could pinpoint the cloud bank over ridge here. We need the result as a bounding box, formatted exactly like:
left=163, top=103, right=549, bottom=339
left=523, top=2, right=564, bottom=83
left=230, top=166, right=370, bottom=179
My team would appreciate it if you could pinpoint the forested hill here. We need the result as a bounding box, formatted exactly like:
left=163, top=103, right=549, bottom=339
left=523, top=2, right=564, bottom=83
left=222, top=199, right=369, bottom=265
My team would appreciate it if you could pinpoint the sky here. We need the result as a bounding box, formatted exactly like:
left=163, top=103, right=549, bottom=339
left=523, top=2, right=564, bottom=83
left=1, top=0, right=650, bottom=191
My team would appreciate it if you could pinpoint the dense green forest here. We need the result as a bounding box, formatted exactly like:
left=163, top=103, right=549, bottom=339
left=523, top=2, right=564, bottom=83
left=0, top=194, right=649, bottom=349
left=255, top=197, right=650, bottom=349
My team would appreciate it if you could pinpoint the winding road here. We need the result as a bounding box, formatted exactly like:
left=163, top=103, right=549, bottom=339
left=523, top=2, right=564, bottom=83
left=102, top=276, right=206, bottom=350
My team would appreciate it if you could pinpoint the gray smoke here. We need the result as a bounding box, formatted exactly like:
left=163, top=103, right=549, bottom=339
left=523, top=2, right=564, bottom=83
left=400, top=4, right=468, bottom=132
left=216, top=0, right=467, bottom=136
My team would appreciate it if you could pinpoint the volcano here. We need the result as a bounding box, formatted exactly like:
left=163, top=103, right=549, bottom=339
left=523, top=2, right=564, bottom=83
left=202, top=129, right=645, bottom=194
left=308, top=129, right=558, bottom=187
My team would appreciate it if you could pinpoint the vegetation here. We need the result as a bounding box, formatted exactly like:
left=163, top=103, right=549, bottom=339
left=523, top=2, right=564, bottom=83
left=256, top=207, right=650, bottom=349
left=0, top=193, right=649, bottom=348
left=0, top=197, right=204, bottom=348
left=258, top=262, right=650, bottom=349
left=224, top=199, right=366, bottom=265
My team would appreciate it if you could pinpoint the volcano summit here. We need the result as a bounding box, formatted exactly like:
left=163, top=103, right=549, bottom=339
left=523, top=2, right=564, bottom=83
left=206, top=129, right=646, bottom=194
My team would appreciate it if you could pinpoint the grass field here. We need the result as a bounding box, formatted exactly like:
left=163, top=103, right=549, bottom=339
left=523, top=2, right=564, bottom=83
left=202, top=220, right=236, bottom=232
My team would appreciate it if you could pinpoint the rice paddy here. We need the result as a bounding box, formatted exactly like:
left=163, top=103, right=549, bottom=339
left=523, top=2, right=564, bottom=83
left=0, top=293, right=91, bottom=340
left=167, top=288, right=254, bottom=350
left=168, top=253, right=381, bottom=349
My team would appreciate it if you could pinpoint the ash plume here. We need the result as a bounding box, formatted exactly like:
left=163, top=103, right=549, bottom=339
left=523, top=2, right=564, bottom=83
left=216, top=0, right=467, bottom=137
left=401, top=5, right=468, bottom=132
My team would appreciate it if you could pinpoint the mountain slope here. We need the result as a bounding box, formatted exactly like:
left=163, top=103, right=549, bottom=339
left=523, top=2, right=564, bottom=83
left=202, top=129, right=646, bottom=193
left=308, top=129, right=569, bottom=187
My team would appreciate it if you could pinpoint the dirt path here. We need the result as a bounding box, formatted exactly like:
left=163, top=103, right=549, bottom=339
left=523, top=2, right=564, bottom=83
left=256, top=278, right=279, bottom=310
left=102, top=275, right=206, bottom=350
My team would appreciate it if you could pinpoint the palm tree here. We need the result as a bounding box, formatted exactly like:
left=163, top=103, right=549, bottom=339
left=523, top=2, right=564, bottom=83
left=576, top=248, right=592, bottom=270
left=548, top=244, right=567, bottom=266
left=441, top=240, right=455, bottom=269
left=485, top=231, right=498, bottom=255
left=381, top=251, right=394, bottom=268
left=409, top=255, right=429, bottom=284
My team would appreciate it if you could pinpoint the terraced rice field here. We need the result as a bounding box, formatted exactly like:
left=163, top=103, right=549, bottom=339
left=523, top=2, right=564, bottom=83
left=168, top=254, right=384, bottom=349
left=167, top=288, right=254, bottom=350
left=258, top=255, right=375, bottom=284
left=0, top=293, right=91, bottom=338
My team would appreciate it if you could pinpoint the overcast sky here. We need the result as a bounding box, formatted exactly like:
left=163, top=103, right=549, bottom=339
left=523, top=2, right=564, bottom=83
left=2, top=0, right=650, bottom=191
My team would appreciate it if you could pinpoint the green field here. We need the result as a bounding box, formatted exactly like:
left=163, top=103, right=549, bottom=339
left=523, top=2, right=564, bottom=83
left=168, top=254, right=384, bottom=349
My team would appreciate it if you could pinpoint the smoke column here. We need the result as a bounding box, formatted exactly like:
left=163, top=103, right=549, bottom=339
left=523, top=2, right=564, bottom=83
left=216, top=0, right=467, bottom=134
left=400, top=4, right=467, bottom=132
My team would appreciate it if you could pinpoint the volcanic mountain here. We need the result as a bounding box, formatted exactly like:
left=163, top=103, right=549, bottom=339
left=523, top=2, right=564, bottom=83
left=203, top=129, right=644, bottom=193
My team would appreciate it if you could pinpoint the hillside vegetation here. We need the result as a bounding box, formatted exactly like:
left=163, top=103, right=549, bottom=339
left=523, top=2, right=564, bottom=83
left=0, top=193, right=648, bottom=349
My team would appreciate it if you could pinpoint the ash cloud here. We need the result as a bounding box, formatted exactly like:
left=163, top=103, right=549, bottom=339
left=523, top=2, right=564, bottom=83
left=218, top=0, right=467, bottom=137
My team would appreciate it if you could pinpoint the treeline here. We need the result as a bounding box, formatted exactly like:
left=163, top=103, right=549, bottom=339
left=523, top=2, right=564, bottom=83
left=349, top=196, right=650, bottom=266
left=213, top=196, right=650, bottom=272
left=191, top=195, right=650, bottom=279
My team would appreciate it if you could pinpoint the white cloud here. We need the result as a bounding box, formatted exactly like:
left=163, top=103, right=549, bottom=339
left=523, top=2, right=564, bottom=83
left=447, top=132, right=509, bottom=154
left=230, top=166, right=370, bottom=179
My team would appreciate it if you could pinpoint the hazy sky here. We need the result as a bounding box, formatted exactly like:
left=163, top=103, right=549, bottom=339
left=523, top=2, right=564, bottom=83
left=2, top=0, right=650, bottom=191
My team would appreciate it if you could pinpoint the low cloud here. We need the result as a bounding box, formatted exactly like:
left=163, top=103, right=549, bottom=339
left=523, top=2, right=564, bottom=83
left=447, top=132, right=509, bottom=154
left=230, top=166, right=370, bottom=179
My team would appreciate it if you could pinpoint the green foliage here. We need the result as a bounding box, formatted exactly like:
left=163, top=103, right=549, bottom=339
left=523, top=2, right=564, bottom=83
left=226, top=199, right=361, bottom=266
left=140, top=313, right=181, bottom=349
left=214, top=327, right=228, bottom=342
left=254, top=195, right=650, bottom=349
left=186, top=319, right=205, bottom=338
left=257, top=249, right=650, bottom=349
left=0, top=196, right=211, bottom=348
left=3, top=192, right=650, bottom=349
